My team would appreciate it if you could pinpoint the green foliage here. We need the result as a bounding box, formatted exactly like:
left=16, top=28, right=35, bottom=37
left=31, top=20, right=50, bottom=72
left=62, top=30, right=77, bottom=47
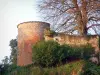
left=65, top=44, right=94, bottom=60
left=9, top=39, right=17, bottom=48
left=9, top=39, right=17, bottom=65
left=32, top=41, right=68, bottom=67
left=0, top=63, right=17, bottom=75
left=81, top=44, right=95, bottom=59
left=0, top=56, right=17, bottom=75
left=32, top=40, right=94, bottom=67
left=2, top=56, right=9, bottom=65
left=0, top=56, right=10, bottom=75
left=81, top=61, right=100, bottom=75
left=0, top=64, right=9, bottom=75
left=0, top=39, right=18, bottom=75
left=7, top=60, right=84, bottom=75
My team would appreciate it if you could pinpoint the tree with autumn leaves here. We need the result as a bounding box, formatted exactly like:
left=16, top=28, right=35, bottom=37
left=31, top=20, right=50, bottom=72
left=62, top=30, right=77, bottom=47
left=38, top=0, right=100, bottom=35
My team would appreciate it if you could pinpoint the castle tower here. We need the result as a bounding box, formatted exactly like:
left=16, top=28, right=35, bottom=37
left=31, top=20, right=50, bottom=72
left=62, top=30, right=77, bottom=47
left=17, top=21, right=50, bottom=66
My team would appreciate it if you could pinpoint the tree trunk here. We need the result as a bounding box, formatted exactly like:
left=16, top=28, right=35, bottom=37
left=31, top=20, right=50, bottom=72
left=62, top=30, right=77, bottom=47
left=81, top=0, right=88, bottom=35
left=73, top=0, right=88, bottom=35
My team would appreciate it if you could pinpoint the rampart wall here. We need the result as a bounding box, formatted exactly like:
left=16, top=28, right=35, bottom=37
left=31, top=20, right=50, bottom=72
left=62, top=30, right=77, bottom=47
left=45, top=33, right=100, bottom=53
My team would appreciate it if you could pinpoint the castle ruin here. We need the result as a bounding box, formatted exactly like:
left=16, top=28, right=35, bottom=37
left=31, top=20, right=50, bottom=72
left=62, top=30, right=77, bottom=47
left=17, top=21, right=50, bottom=66
left=17, top=21, right=100, bottom=66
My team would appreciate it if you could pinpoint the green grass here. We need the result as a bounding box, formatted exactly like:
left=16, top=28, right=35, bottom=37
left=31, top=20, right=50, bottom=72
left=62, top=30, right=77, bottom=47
left=9, top=60, right=84, bottom=75
left=42, top=60, right=84, bottom=75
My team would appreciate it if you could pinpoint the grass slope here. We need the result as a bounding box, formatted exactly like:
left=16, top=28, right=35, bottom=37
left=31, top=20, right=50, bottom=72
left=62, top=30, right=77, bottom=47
left=9, top=60, right=84, bottom=75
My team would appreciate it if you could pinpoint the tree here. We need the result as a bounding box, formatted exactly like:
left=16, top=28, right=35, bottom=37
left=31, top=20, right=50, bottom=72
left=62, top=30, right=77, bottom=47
left=9, top=39, right=17, bottom=65
left=38, top=0, right=100, bottom=35
left=0, top=56, right=10, bottom=75
left=2, top=56, right=9, bottom=65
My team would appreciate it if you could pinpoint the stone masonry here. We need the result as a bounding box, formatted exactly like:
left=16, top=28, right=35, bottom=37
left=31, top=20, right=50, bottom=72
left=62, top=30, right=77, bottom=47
left=45, top=33, right=100, bottom=53
left=17, top=21, right=50, bottom=66
left=17, top=21, right=100, bottom=66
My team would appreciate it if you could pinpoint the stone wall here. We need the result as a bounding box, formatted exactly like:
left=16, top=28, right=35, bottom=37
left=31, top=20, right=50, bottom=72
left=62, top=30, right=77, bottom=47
left=17, top=21, right=50, bottom=66
left=45, top=33, right=100, bottom=53
left=17, top=21, right=99, bottom=66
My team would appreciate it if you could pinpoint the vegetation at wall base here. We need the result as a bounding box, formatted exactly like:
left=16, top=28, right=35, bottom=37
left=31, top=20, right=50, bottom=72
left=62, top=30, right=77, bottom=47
left=6, top=60, right=84, bottom=75
left=2, top=60, right=100, bottom=75
left=0, top=63, right=17, bottom=75
left=32, top=41, right=68, bottom=67
left=32, top=41, right=95, bottom=67
left=81, top=61, right=100, bottom=75
left=1, top=40, right=98, bottom=75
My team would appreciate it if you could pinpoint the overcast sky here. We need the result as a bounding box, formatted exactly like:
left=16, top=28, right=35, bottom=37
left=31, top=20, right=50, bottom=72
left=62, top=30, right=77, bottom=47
left=0, top=0, right=42, bottom=62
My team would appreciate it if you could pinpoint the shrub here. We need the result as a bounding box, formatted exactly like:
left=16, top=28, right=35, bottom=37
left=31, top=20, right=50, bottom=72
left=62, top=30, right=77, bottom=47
left=66, top=46, right=82, bottom=59
left=32, top=40, right=94, bottom=67
left=8, top=60, right=84, bottom=75
left=32, top=41, right=69, bottom=67
left=66, top=44, right=94, bottom=60
left=81, top=61, right=100, bottom=75
left=81, top=44, right=95, bottom=59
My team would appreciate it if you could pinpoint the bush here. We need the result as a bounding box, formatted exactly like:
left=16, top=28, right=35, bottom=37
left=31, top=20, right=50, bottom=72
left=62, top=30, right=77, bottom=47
left=66, top=46, right=82, bottom=59
left=32, top=41, right=95, bottom=67
left=7, top=60, right=84, bottom=75
left=81, top=61, right=100, bottom=75
left=66, top=44, right=94, bottom=60
left=32, top=41, right=69, bottom=67
left=82, top=44, right=95, bottom=59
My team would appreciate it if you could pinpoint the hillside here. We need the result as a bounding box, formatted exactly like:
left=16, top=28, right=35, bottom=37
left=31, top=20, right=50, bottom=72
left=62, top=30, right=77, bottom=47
left=9, top=60, right=84, bottom=75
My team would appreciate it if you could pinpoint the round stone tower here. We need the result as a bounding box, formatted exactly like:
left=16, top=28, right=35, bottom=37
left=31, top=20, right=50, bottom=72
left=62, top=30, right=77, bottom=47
left=17, top=21, right=50, bottom=66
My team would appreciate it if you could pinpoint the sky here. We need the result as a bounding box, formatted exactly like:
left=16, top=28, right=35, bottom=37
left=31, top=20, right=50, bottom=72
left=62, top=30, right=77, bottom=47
left=0, top=0, right=99, bottom=63
left=0, top=0, right=42, bottom=63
